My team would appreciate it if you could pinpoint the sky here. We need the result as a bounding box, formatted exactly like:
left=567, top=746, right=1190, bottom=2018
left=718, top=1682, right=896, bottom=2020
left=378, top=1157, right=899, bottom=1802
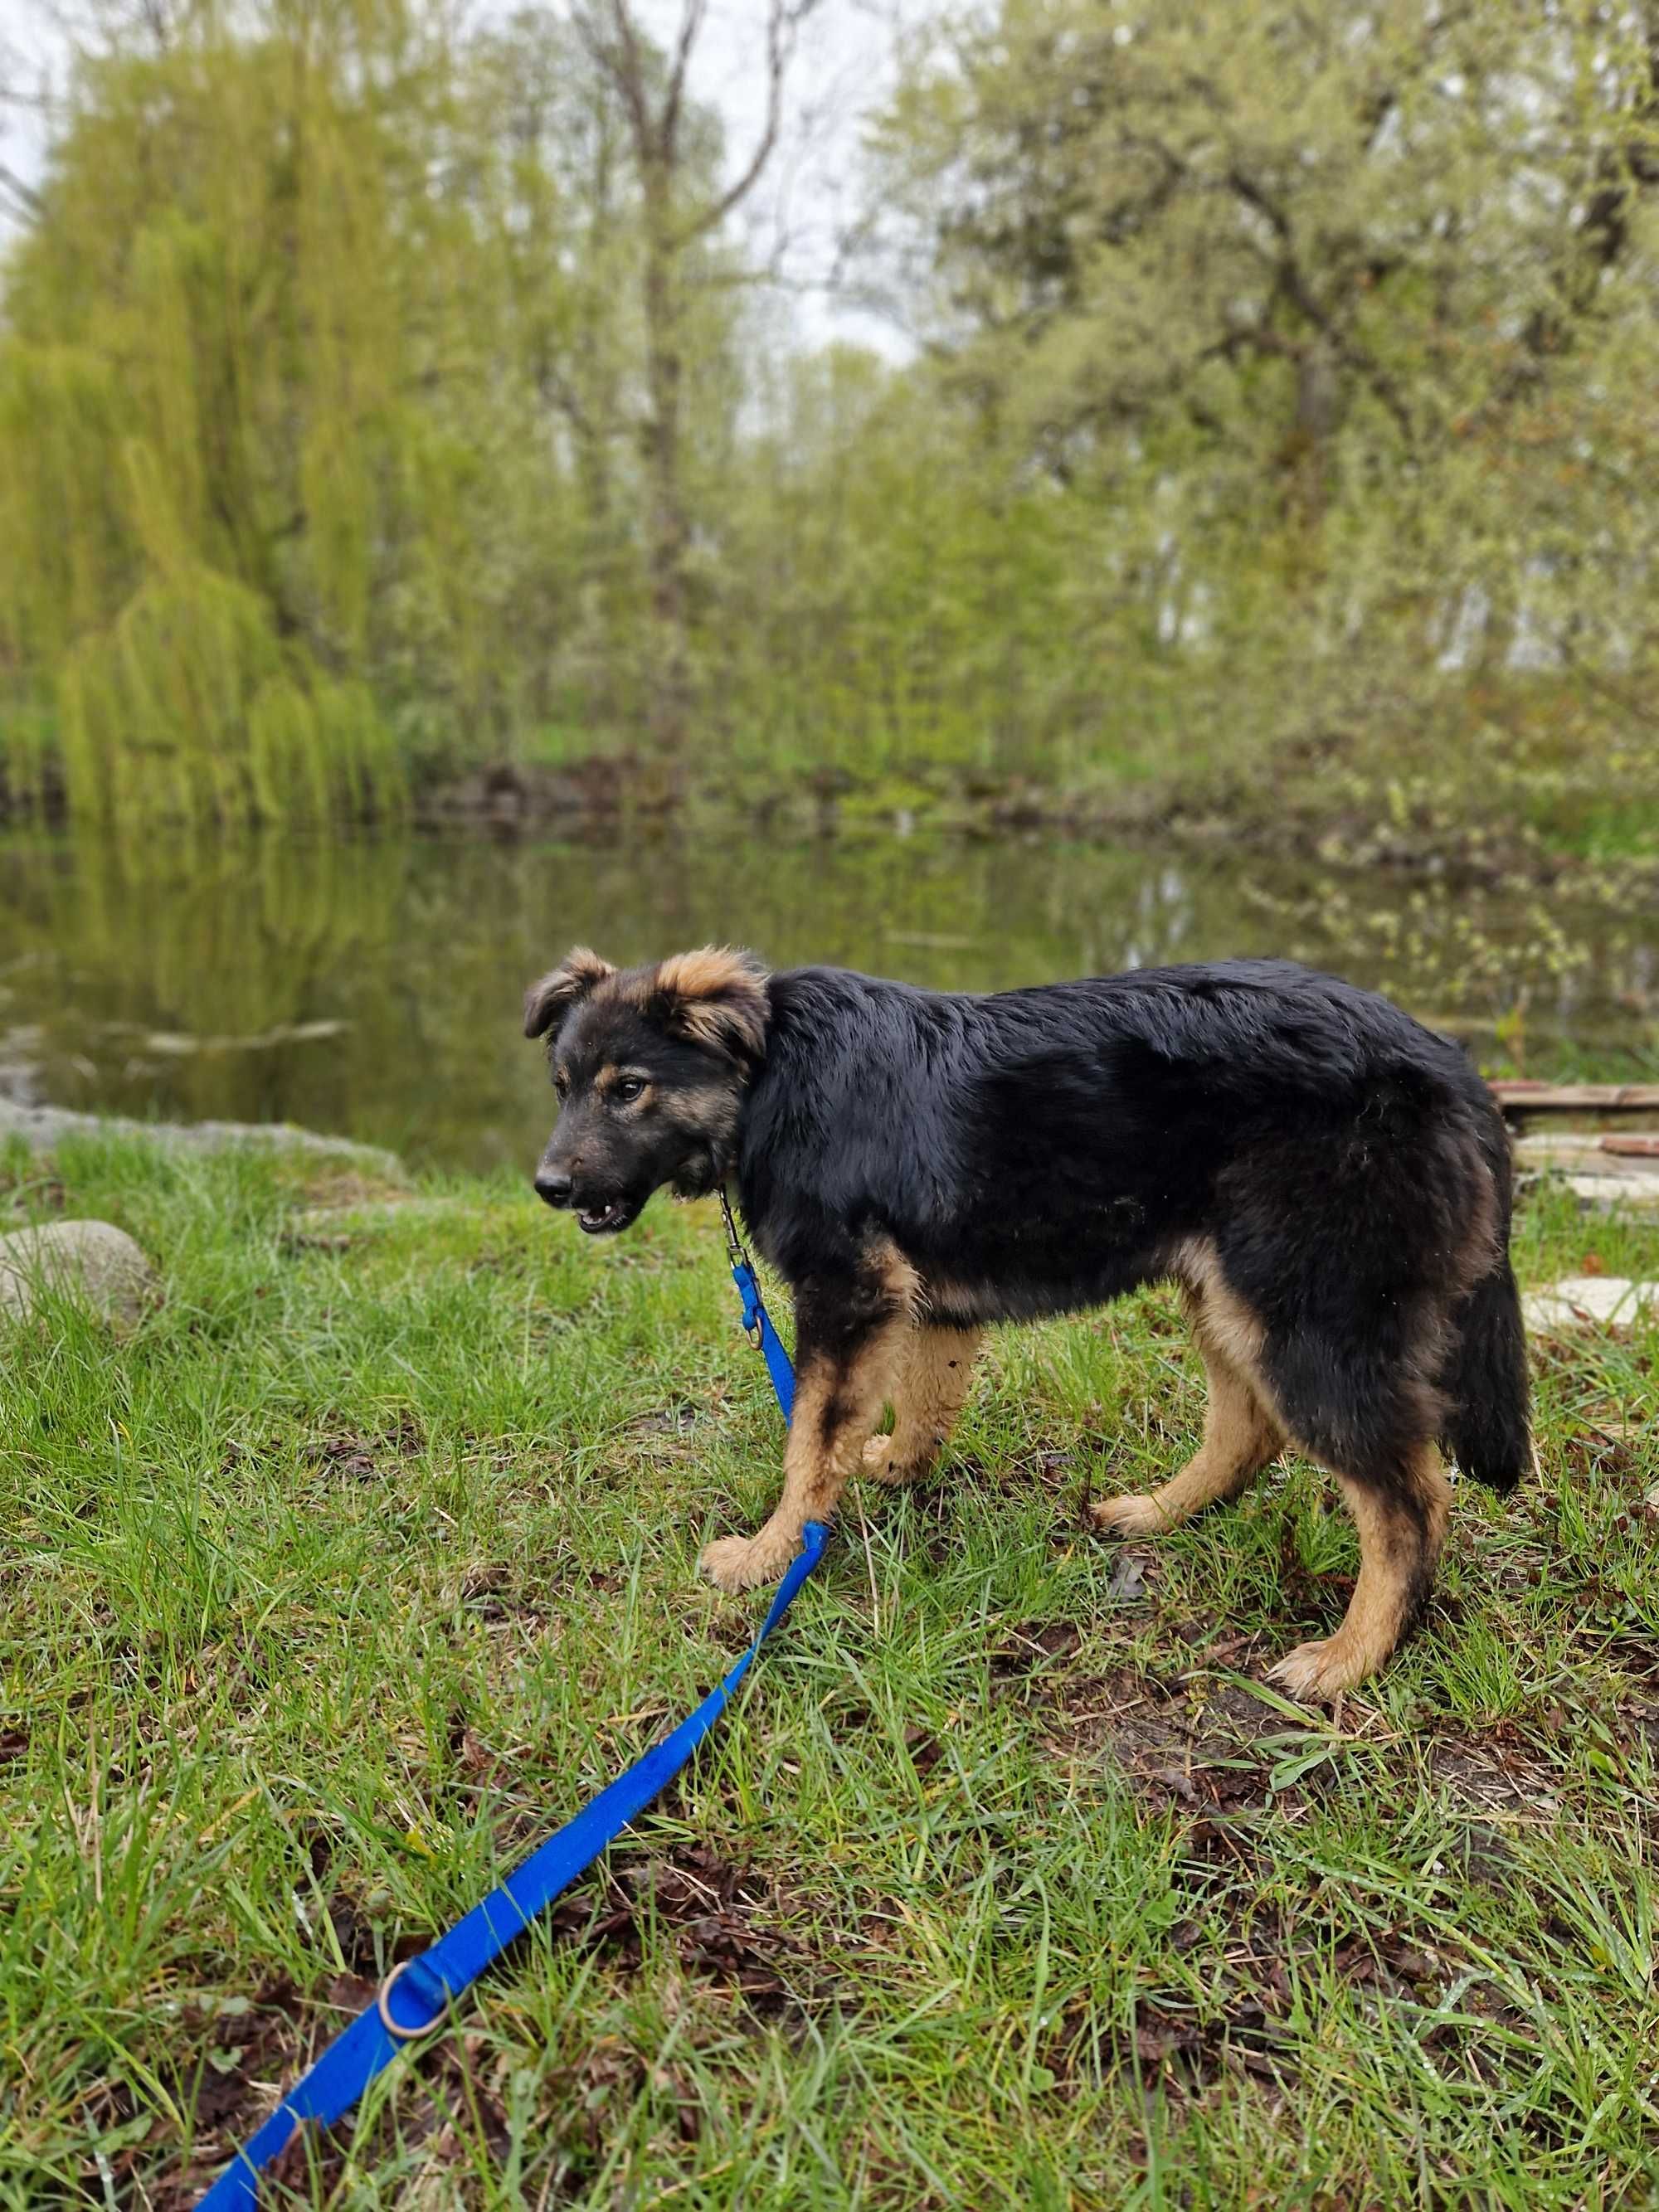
left=0, top=0, right=919, bottom=357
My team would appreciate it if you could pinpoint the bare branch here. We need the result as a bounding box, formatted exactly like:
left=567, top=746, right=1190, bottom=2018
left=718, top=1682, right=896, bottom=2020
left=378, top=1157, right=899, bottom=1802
left=1224, top=168, right=1414, bottom=445
left=676, top=0, right=822, bottom=245
left=0, top=155, right=43, bottom=220
left=659, top=0, right=708, bottom=163
left=581, top=0, right=654, bottom=172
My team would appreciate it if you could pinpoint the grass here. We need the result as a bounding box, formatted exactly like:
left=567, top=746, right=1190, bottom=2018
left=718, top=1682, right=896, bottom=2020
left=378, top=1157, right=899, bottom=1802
left=2, top=1134, right=1657, bottom=2209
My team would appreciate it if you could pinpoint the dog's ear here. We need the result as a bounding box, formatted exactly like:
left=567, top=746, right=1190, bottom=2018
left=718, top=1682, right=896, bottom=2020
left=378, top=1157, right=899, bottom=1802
left=523, top=947, right=615, bottom=1039
left=651, top=946, right=769, bottom=1065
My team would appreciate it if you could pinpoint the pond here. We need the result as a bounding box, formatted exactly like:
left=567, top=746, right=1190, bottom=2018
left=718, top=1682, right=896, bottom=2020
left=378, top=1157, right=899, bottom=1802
left=2, top=824, right=1654, bottom=1173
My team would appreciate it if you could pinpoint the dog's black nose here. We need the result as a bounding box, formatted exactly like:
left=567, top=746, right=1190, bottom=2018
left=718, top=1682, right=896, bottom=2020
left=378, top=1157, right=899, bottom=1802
left=535, top=1171, right=573, bottom=1209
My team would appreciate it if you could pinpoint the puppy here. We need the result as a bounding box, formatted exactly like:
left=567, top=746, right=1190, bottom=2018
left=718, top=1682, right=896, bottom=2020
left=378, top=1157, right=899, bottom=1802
left=526, top=947, right=1529, bottom=1698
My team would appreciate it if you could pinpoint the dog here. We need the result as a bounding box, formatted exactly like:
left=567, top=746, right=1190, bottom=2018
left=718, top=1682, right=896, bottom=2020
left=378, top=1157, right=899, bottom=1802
left=525, top=946, right=1529, bottom=1699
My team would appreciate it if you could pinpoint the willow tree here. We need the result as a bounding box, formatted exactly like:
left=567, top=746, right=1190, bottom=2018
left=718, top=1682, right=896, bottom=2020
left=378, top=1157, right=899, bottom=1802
left=0, top=0, right=579, bottom=827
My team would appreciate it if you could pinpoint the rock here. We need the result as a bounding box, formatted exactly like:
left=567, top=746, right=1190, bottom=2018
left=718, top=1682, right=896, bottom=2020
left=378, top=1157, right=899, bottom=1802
left=291, top=1198, right=436, bottom=1231
left=285, top=1196, right=489, bottom=1243
left=0, top=1099, right=403, bottom=1182
left=1521, top=1277, right=1659, bottom=1333
left=1559, top=1174, right=1659, bottom=1208
left=0, top=1220, right=156, bottom=1328
left=138, top=1019, right=350, bottom=1057
left=1514, top=1135, right=1659, bottom=1209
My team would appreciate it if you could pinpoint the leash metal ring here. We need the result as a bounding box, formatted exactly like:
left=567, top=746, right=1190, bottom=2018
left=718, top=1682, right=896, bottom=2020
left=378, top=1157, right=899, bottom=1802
left=377, top=1958, right=445, bottom=2042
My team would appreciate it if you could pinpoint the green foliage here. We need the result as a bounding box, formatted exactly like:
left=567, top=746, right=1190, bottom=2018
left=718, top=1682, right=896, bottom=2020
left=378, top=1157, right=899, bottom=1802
left=3, top=0, right=1659, bottom=821
left=0, top=0, right=591, bottom=825
left=842, top=0, right=1659, bottom=771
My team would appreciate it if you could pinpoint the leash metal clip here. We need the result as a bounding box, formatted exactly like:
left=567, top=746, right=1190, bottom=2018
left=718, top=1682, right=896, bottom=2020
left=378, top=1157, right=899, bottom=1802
left=718, top=1190, right=765, bottom=1349
left=718, top=1187, right=749, bottom=1271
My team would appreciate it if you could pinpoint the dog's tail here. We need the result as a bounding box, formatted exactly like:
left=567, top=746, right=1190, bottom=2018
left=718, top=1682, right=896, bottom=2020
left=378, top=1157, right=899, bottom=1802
left=1438, top=1123, right=1530, bottom=1495
left=1440, top=1261, right=1530, bottom=1494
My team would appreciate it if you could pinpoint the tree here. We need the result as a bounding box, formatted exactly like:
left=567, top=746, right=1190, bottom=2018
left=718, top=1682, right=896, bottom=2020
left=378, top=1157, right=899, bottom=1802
left=0, top=0, right=586, bottom=824
left=572, top=0, right=821, bottom=757
left=866, top=0, right=1659, bottom=688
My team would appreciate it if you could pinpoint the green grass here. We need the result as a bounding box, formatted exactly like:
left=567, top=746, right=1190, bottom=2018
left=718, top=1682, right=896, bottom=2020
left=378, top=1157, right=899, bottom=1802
left=2, top=1136, right=1657, bottom=2209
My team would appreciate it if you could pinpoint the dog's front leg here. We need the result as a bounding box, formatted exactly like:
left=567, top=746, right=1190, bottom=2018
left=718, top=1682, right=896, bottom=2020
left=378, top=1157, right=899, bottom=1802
left=700, top=1244, right=917, bottom=1592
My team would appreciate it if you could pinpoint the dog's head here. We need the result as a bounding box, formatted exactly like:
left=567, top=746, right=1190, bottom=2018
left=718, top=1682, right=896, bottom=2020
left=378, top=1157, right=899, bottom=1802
left=523, top=946, right=769, bottom=1233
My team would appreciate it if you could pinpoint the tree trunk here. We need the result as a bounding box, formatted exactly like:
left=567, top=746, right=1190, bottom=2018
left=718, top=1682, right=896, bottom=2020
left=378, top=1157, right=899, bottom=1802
left=640, top=215, right=690, bottom=760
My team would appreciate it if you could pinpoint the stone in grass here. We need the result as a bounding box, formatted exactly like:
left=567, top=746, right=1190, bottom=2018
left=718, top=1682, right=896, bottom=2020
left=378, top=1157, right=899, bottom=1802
left=0, top=1098, right=405, bottom=1183
left=0, top=1220, right=156, bottom=1330
left=1559, top=1173, right=1659, bottom=1208
left=1520, top=1276, right=1659, bottom=1333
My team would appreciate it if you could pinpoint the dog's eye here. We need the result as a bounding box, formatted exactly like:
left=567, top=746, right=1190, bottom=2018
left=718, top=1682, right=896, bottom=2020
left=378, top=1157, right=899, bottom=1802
left=553, top=1072, right=570, bottom=1101
left=615, top=1077, right=646, bottom=1104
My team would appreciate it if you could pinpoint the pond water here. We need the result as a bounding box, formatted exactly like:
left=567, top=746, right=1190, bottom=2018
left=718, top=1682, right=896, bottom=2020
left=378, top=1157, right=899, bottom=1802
left=2, top=825, right=1654, bottom=1173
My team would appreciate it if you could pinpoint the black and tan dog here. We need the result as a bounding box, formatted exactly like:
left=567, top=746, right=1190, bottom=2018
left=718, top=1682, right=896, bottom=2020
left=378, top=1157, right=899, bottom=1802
left=525, top=946, right=1529, bottom=1699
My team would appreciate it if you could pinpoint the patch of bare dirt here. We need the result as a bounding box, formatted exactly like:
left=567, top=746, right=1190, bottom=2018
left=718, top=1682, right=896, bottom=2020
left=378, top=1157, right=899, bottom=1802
left=1049, top=1915, right=1447, bottom=2103
left=997, top=1618, right=1295, bottom=1834
left=543, top=1845, right=825, bottom=2021
left=990, top=1619, right=1084, bottom=1678
left=1427, top=1724, right=1566, bottom=1818
left=295, top=1412, right=426, bottom=1480
left=297, top=1167, right=411, bottom=1210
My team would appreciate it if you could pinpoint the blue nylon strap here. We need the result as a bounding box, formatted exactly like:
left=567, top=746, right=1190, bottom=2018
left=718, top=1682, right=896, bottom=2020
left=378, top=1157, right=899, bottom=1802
left=732, top=1257, right=795, bottom=1423
left=195, top=1264, right=806, bottom=2208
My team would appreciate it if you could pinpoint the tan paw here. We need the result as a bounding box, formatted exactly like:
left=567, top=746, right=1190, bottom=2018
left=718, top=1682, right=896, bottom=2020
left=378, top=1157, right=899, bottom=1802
left=698, top=1532, right=795, bottom=1593
left=1267, top=1636, right=1376, bottom=1703
left=1090, top=1492, right=1172, bottom=1537
left=861, top=1434, right=923, bottom=1485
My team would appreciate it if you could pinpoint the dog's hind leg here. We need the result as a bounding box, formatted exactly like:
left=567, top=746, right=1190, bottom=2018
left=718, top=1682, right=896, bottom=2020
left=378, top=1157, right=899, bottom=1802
left=1268, top=1444, right=1451, bottom=1701
left=862, top=1325, right=982, bottom=1485
left=1092, top=1339, right=1282, bottom=1537
left=700, top=1245, right=917, bottom=1592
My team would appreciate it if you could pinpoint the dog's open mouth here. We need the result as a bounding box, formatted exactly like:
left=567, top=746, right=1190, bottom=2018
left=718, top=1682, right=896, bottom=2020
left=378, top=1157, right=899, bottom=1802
left=577, top=1199, right=630, bottom=1234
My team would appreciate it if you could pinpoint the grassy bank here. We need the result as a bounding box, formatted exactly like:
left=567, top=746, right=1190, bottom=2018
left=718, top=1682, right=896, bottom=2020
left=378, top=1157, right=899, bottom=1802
left=2, top=1134, right=1657, bottom=2208
left=12, top=669, right=1659, bottom=904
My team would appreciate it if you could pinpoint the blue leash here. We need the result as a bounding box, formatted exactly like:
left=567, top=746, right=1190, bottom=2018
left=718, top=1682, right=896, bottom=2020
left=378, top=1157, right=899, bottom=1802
left=196, top=1200, right=809, bottom=2208
left=721, top=1188, right=795, bottom=1423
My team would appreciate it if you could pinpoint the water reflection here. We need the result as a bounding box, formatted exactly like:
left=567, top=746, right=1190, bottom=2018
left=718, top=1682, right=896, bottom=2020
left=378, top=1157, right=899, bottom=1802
left=1, top=826, right=1652, bottom=1170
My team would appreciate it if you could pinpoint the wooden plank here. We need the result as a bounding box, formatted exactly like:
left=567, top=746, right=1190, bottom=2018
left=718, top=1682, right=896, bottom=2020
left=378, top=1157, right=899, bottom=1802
left=1490, top=1082, right=1659, bottom=1123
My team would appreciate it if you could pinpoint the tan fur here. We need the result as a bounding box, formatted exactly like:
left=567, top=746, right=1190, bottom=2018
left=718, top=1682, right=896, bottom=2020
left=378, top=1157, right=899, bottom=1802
left=1172, top=1237, right=1271, bottom=1384
left=700, top=1244, right=918, bottom=1591
left=659, top=1082, right=741, bottom=1143
left=1269, top=1446, right=1451, bottom=1699
left=594, top=1064, right=649, bottom=1097
left=861, top=1325, right=983, bottom=1485
left=523, top=947, right=616, bottom=1038
left=1093, top=1339, right=1282, bottom=1535
left=1450, top=1135, right=1501, bottom=1297
left=654, top=946, right=761, bottom=1001
left=649, top=946, right=769, bottom=1062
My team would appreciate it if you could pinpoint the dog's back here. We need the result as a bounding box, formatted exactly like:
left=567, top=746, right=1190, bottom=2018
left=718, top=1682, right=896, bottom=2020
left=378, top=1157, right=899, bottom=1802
left=744, top=957, right=1511, bottom=1346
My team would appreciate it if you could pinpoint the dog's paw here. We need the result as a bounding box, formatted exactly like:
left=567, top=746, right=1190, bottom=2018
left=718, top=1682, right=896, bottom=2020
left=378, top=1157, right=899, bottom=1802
left=1090, top=1492, right=1171, bottom=1538
left=1267, top=1636, right=1373, bottom=1703
left=861, top=1434, right=923, bottom=1485
left=698, top=1533, right=794, bottom=1592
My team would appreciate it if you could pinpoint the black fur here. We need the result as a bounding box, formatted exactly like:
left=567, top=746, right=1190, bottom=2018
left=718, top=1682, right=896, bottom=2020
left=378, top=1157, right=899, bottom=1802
left=737, top=961, right=1524, bottom=1478
left=530, top=950, right=1530, bottom=1677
